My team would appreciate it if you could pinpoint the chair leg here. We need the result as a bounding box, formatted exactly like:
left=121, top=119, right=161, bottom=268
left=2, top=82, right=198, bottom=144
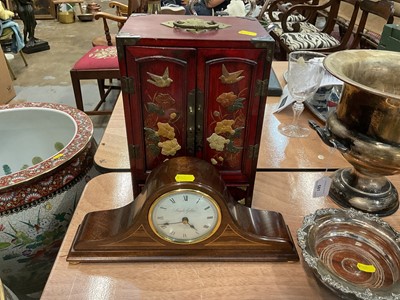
left=70, top=70, right=85, bottom=112
left=97, top=79, right=107, bottom=101
left=19, top=51, right=28, bottom=67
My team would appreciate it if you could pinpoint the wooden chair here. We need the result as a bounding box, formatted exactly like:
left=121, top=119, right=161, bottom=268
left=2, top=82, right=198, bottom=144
left=274, top=0, right=361, bottom=59
left=258, top=0, right=320, bottom=24
left=70, top=45, right=120, bottom=115
left=351, top=0, right=395, bottom=49
left=92, top=0, right=143, bottom=46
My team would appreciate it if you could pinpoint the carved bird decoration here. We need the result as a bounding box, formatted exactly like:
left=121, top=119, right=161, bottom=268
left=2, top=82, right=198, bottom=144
left=219, top=64, right=245, bottom=84
left=147, top=67, right=173, bottom=87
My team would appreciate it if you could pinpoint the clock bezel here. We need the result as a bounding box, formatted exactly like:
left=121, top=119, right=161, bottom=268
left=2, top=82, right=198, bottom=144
left=148, top=188, right=222, bottom=245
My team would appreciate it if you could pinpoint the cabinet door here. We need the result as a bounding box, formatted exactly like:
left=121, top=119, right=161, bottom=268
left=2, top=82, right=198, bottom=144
left=197, top=48, right=268, bottom=185
left=123, top=46, right=197, bottom=181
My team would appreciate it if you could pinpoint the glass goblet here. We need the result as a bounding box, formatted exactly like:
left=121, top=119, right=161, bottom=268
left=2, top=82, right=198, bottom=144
left=278, top=51, right=325, bottom=138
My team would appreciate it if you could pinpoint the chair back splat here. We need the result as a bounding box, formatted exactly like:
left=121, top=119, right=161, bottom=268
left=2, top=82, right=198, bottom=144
left=272, top=0, right=361, bottom=59
left=92, top=0, right=143, bottom=47
left=351, top=0, right=395, bottom=49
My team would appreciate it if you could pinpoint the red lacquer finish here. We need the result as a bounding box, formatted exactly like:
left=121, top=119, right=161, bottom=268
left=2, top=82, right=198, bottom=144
left=117, top=14, right=274, bottom=206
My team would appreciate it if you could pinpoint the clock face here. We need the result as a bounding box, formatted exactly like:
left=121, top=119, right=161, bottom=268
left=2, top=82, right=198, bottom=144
left=148, top=189, right=222, bottom=244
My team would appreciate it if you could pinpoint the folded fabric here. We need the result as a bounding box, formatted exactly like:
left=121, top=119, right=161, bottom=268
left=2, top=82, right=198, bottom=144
left=0, top=20, right=25, bottom=53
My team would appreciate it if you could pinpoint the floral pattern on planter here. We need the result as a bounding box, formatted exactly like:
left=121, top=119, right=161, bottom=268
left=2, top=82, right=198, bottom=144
left=0, top=142, right=95, bottom=214
left=0, top=167, right=97, bottom=299
left=0, top=102, right=97, bottom=299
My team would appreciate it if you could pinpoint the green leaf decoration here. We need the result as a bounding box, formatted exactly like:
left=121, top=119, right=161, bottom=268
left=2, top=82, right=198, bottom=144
left=147, top=143, right=161, bottom=156
left=0, top=242, right=11, bottom=249
left=19, top=220, right=35, bottom=228
left=2, top=164, right=12, bottom=175
left=26, top=241, right=42, bottom=250
left=3, top=253, right=20, bottom=260
left=225, top=141, right=242, bottom=153
left=228, top=97, right=246, bottom=112
left=144, top=127, right=160, bottom=143
left=231, top=127, right=244, bottom=139
left=54, top=212, right=68, bottom=222
left=20, top=164, right=29, bottom=170
left=146, top=102, right=164, bottom=115
left=32, top=156, right=43, bottom=165
left=54, top=142, right=65, bottom=152
left=17, top=257, right=32, bottom=263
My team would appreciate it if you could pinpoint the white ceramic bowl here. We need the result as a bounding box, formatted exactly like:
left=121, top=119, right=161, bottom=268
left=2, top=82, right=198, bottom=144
left=0, top=102, right=97, bottom=298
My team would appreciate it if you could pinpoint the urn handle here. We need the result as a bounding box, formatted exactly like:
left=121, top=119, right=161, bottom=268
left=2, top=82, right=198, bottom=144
left=308, top=120, right=348, bottom=153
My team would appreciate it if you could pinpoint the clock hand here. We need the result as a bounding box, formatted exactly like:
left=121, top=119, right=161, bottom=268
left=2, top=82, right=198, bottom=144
left=188, top=223, right=199, bottom=233
left=182, top=217, right=199, bottom=232
left=159, top=221, right=183, bottom=226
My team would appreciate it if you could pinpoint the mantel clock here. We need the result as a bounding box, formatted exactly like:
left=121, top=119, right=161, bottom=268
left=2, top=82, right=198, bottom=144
left=68, top=157, right=298, bottom=262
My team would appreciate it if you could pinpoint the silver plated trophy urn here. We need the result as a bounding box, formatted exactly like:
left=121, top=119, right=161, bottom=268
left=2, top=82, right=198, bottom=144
left=310, top=50, right=400, bottom=216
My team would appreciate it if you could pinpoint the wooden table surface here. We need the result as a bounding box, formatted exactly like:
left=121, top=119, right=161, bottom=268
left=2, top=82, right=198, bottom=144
left=41, top=60, right=399, bottom=299
left=94, top=61, right=350, bottom=172
left=41, top=171, right=400, bottom=299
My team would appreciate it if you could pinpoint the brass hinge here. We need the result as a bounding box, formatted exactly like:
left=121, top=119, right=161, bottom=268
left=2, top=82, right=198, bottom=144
left=255, top=79, right=269, bottom=97
left=121, top=76, right=134, bottom=94
left=128, top=144, right=139, bottom=159
left=186, top=89, right=196, bottom=156
left=248, top=144, right=259, bottom=160
left=195, top=89, right=204, bottom=153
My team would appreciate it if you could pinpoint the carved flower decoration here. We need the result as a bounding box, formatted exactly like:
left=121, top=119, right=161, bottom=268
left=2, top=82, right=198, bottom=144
left=154, top=93, right=175, bottom=109
left=156, top=122, right=175, bottom=139
left=158, top=139, right=181, bottom=156
left=215, top=119, right=235, bottom=135
left=207, top=133, right=229, bottom=151
left=216, top=92, right=237, bottom=108
left=169, top=112, right=177, bottom=120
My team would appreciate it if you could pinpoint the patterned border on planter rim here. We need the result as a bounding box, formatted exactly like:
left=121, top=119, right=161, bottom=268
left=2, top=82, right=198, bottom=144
left=0, top=103, right=94, bottom=214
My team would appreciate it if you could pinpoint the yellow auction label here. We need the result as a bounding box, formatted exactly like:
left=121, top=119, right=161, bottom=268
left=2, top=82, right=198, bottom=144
left=175, top=174, right=195, bottom=182
left=357, top=263, right=376, bottom=273
left=52, top=153, right=64, bottom=160
left=238, top=30, right=257, bottom=36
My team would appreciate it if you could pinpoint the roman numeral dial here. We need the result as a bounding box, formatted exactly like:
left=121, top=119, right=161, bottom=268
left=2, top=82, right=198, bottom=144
left=149, top=189, right=221, bottom=244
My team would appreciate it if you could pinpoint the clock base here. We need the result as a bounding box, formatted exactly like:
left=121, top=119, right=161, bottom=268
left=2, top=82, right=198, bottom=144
left=67, top=198, right=298, bottom=262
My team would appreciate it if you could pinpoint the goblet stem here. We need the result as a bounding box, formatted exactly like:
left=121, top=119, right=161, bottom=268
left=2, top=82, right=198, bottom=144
left=291, top=101, right=304, bottom=126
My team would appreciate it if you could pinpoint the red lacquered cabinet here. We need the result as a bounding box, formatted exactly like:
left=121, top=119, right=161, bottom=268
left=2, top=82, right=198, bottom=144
left=117, top=14, right=274, bottom=206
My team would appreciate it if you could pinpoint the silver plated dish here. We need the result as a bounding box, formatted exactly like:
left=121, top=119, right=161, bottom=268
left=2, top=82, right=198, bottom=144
left=297, top=208, right=400, bottom=299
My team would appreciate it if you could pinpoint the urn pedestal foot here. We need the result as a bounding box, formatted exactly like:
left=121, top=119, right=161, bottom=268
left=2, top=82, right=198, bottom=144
left=329, top=168, right=399, bottom=216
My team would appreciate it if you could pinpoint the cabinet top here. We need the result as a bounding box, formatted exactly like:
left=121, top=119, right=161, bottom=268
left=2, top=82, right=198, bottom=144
left=118, top=14, right=273, bottom=48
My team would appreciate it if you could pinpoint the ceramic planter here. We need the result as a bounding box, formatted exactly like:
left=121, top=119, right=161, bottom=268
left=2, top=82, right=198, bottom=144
left=0, top=102, right=97, bottom=299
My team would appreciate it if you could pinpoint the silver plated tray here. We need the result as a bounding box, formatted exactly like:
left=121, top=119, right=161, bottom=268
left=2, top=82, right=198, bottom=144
left=297, top=208, right=400, bottom=300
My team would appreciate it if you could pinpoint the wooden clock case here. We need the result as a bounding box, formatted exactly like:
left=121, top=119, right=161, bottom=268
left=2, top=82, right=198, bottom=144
left=67, top=157, right=298, bottom=262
